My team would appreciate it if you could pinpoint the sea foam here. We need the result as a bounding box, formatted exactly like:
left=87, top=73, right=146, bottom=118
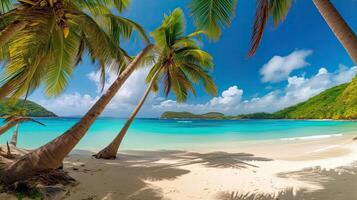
left=280, top=134, right=343, bottom=141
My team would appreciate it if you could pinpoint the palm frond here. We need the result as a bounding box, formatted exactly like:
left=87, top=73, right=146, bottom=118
left=248, top=0, right=292, bottom=56
left=0, top=0, right=12, bottom=14
left=189, top=0, right=237, bottom=40
left=248, top=0, right=269, bottom=57
left=269, top=0, right=292, bottom=26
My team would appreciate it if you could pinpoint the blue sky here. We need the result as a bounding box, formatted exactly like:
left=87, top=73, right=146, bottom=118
left=31, top=0, right=357, bottom=117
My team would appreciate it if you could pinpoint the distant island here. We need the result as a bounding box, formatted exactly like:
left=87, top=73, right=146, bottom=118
left=0, top=99, right=57, bottom=117
left=161, top=82, right=357, bottom=120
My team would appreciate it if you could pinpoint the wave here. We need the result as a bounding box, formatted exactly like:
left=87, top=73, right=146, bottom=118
left=176, top=121, right=193, bottom=123
left=280, top=134, right=343, bottom=141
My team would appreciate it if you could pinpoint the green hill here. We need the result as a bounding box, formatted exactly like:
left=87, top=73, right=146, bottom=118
left=272, top=83, right=349, bottom=119
left=0, top=99, right=57, bottom=117
left=161, top=78, right=357, bottom=120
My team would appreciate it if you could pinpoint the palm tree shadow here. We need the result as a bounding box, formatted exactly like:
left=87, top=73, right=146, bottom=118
left=66, top=150, right=273, bottom=200
left=216, top=188, right=306, bottom=200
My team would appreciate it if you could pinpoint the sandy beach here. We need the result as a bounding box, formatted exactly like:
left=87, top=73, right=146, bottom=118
left=11, top=133, right=354, bottom=200
left=1, top=133, right=357, bottom=199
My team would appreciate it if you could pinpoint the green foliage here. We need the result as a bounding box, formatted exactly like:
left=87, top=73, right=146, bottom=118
left=0, top=99, right=56, bottom=117
left=0, top=0, right=148, bottom=99
left=189, top=0, right=237, bottom=40
left=272, top=83, right=350, bottom=119
left=148, top=8, right=217, bottom=103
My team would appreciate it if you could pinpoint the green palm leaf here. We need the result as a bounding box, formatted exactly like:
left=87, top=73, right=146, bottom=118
left=248, top=0, right=292, bottom=56
left=189, top=0, right=237, bottom=40
left=148, top=7, right=217, bottom=103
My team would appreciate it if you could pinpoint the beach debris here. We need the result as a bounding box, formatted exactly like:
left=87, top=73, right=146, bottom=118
left=0, top=142, right=14, bottom=159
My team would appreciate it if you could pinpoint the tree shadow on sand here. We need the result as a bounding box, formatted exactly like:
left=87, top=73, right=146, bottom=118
left=216, top=162, right=357, bottom=200
left=217, top=188, right=306, bottom=200
left=64, top=150, right=273, bottom=200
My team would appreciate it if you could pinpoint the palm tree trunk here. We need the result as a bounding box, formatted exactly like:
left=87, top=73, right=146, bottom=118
left=0, top=20, right=27, bottom=49
left=312, top=0, right=357, bottom=65
left=0, top=117, right=33, bottom=136
left=10, top=124, right=19, bottom=147
left=0, top=44, right=154, bottom=184
left=94, top=69, right=160, bottom=159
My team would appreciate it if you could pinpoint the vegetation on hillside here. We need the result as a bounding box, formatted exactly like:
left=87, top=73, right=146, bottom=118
left=0, top=99, right=56, bottom=117
left=161, top=81, right=357, bottom=120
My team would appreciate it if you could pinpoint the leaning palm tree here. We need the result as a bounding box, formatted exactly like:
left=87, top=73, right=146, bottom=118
left=3, top=107, right=46, bottom=147
left=189, top=0, right=357, bottom=64
left=0, top=102, right=44, bottom=137
left=0, top=0, right=154, bottom=184
left=0, top=116, right=44, bottom=137
left=94, top=8, right=217, bottom=159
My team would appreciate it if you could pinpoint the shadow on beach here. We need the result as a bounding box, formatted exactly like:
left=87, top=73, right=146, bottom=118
left=64, top=150, right=273, bottom=200
left=217, top=162, right=357, bottom=200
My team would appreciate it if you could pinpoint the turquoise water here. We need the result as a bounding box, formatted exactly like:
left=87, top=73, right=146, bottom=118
left=1, top=118, right=357, bottom=151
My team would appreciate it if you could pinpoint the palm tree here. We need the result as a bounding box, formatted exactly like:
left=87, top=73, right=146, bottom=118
left=189, top=0, right=357, bottom=64
left=0, top=101, right=44, bottom=137
left=94, top=8, right=217, bottom=159
left=10, top=123, right=19, bottom=147
left=0, top=116, right=43, bottom=136
left=3, top=106, right=46, bottom=147
left=0, top=0, right=155, bottom=184
left=0, top=44, right=153, bottom=184
left=0, top=0, right=148, bottom=99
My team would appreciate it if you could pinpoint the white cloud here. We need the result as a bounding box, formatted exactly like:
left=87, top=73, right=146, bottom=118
left=209, top=86, right=243, bottom=107
left=38, top=68, right=154, bottom=117
left=151, top=65, right=357, bottom=116
left=260, top=50, right=313, bottom=83
left=34, top=60, right=357, bottom=117
left=38, top=93, right=98, bottom=116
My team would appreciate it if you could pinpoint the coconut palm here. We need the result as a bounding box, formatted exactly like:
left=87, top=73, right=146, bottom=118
left=0, top=45, right=153, bottom=184
left=189, top=0, right=357, bottom=64
left=0, top=0, right=149, bottom=99
left=94, top=8, right=217, bottom=159
left=0, top=0, right=155, bottom=184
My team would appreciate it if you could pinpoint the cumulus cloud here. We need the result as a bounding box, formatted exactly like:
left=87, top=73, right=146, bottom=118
left=34, top=58, right=357, bottom=117
left=151, top=65, right=357, bottom=116
left=260, top=50, right=313, bottom=83
left=38, top=68, right=154, bottom=117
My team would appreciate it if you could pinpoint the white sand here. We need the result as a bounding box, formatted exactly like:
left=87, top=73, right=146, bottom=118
left=56, top=134, right=357, bottom=200
left=2, top=134, right=357, bottom=200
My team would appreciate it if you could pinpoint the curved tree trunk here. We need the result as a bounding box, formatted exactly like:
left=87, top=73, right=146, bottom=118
left=0, top=44, right=154, bottom=184
left=0, top=117, right=35, bottom=136
left=312, top=0, right=357, bottom=65
left=10, top=124, right=19, bottom=147
left=94, top=69, right=160, bottom=159
left=0, top=20, right=27, bottom=49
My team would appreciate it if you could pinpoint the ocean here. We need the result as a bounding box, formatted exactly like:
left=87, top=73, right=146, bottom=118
left=1, top=118, right=357, bottom=151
